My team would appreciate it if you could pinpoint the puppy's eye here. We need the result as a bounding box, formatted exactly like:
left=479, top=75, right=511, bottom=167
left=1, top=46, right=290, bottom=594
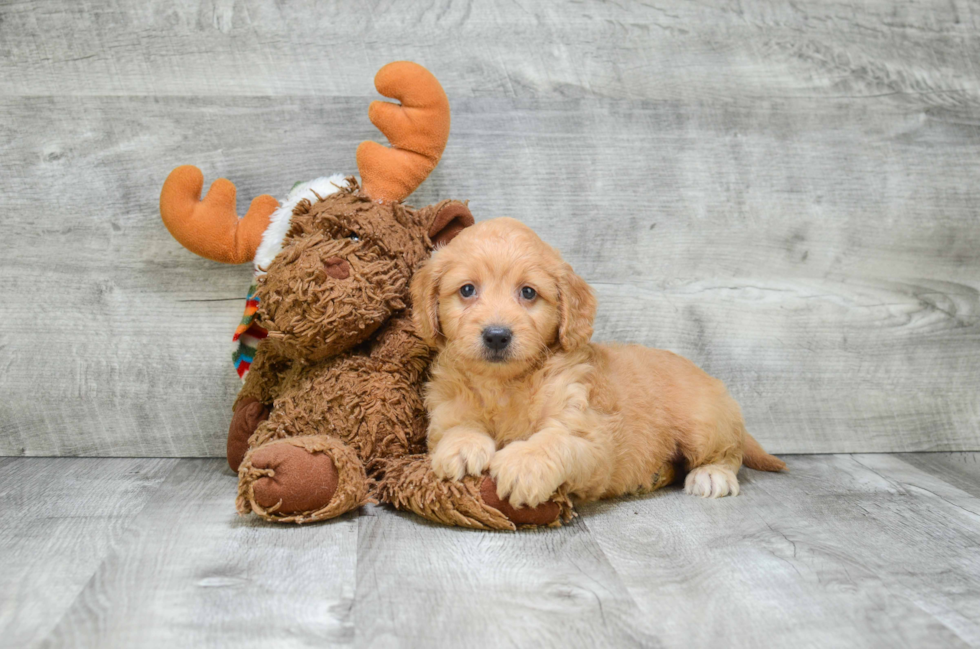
left=459, top=284, right=476, bottom=298
left=347, top=233, right=360, bottom=242
left=520, top=286, right=537, bottom=301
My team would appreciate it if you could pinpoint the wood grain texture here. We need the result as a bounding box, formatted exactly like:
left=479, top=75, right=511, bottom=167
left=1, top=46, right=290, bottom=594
left=353, top=507, right=653, bottom=648
left=3, top=454, right=980, bottom=647
left=0, top=458, right=178, bottom=647
left=0, top=0, right=978, bottom=455
left=896, top=451, right=980, bottom=500
left=1, top=0, right=978, bottom=102
left=582, top=454, right=980, bottom=647
left=37, top=460, right=359, bottom=648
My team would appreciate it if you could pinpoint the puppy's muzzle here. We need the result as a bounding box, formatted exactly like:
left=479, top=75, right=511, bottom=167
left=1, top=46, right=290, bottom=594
left=481, top=326, right=512, bottom=361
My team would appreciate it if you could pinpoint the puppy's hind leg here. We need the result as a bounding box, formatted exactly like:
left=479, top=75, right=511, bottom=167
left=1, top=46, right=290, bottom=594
left=684, top=463, right=740, bottom=498
left=679, top=395, right=744, bottom=499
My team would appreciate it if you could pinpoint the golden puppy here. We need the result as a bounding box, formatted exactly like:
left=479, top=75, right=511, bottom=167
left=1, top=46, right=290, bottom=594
left=411, top=218, right=785, bottom=509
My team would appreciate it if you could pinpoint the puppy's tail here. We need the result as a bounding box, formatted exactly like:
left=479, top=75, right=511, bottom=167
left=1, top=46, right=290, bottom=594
left=742, top=430, right=787, bottom=472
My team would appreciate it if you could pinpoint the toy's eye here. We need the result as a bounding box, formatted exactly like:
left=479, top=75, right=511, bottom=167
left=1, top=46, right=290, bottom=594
left=520, top=286, right=537, bottom=300
left=348, top=233, right=360, bottom=242
left=459, top=284, right=476, bottom=298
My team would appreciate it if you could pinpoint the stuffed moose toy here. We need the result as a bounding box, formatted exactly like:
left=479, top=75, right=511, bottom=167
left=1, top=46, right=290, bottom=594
left=159, top=62, right=572, bottom=529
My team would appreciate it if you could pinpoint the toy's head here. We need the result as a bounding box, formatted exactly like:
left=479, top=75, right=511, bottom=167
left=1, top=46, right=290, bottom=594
left=159, top=62, right=473, bottom=364
left=255, top=184, right=471, bottom=360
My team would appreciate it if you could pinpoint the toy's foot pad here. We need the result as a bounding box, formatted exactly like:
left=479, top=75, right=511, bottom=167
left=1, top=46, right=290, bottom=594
left=479, top=477, right=561, bottom=527
left=228, top=398, right=269, bottom=471
left=249, top=441, right=339, bottom=514
left=237, top=436, right=369, bottom=523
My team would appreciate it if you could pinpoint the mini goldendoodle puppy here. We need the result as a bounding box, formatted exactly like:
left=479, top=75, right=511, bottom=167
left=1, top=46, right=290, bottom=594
left=410, top=218, right=785, bottom=509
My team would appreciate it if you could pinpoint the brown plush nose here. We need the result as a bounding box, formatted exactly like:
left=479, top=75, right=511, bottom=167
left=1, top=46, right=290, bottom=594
left=323, top=257, right=350, bottom=280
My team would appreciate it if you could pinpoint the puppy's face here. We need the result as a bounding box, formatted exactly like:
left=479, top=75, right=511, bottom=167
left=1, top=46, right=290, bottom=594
left=412, top=218, right=596, bottom=376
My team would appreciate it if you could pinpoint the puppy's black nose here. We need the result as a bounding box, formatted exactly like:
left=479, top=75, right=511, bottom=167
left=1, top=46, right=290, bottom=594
left=482, top=326, right=513, bottom=352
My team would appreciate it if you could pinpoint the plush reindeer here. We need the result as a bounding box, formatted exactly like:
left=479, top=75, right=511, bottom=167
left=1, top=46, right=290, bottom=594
left=159, top=62, right=569, bottom=527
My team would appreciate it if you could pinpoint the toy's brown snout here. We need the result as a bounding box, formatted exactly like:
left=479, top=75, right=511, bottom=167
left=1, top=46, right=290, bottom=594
left=323, top=257, right=350, bottom=280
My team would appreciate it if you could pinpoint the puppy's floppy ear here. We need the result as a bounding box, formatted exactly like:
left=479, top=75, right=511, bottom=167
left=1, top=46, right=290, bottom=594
left=422, top=200, right=474, bottom=249
left=410, top=254, right=443, bottom=345
left=557, top=263, right=597, bottom=351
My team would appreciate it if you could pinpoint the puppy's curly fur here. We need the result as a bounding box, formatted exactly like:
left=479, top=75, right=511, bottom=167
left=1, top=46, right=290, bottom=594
left=411, top=218, right=785, bottom=509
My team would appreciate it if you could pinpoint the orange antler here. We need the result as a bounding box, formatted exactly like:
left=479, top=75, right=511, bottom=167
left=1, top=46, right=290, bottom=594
left=160, top=165, right=278, bottom=264
left=356, top=61, right=451, bottom=204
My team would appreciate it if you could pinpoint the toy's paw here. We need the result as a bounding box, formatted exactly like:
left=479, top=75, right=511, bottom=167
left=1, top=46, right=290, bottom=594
left=250, top=441, right=338, bottom=514
left=489, top=441, right=564, bottom=509
left=431, top=431, right=496, bottom=481
left=227, top=398, right=269, bottom=472
left=479, top=477, right=561, bottom=527
left=684, top=464, right=740, bottom=498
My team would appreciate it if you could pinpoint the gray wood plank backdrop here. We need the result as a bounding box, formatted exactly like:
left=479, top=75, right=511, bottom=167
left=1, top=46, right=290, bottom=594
left=1, top=0, right=978, bottom=457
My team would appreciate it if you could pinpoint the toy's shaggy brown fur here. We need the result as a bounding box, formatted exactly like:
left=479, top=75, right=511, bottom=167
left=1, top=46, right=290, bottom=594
left=229, top=181, right=442, bottom=522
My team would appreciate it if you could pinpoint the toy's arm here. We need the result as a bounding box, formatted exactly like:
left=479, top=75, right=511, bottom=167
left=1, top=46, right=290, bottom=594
left=233, top=346, right=291, bottom=409
left=368, top=308, right=433, bottom=370
left=227, top=347, right=291, bottom=471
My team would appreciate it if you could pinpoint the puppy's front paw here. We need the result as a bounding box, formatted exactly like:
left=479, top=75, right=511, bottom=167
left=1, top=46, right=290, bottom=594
left=489, top=442, right=564, bottom=509
left=684, top=464, right=740, bottom=498
left=431, top=433, right=496, bottom=481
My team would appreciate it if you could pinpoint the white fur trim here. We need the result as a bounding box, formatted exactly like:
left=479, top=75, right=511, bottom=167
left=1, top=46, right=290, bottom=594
left=253, top=174, right=348, bottom=274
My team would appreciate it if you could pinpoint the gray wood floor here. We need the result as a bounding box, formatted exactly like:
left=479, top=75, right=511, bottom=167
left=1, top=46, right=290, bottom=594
left=3, top=454, right=980, bottom=648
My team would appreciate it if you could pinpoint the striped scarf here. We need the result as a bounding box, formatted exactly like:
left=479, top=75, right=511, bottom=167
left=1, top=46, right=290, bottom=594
left=232, top=282, right=268, bottom=379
